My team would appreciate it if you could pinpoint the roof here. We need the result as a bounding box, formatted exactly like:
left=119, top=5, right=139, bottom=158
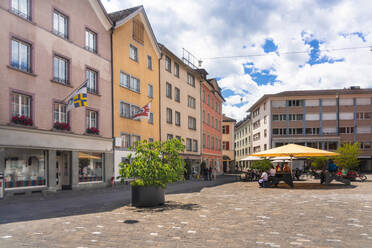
left=235, top=114, right=251, bottom=129
left=223, top=115, right=236, bottom=122
left=108, top=5, right=142, bottom=23
left=89, top=0, right=113, bottom=30
left=206, top=78, right=225, bottom=102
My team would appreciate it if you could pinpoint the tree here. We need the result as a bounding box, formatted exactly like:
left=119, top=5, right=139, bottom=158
left=118, top=138, right=186, bottom=188
left=310, top=157, right=328, bottom=170
left=251, top=159, right=273, bottom=171
left=334, top=142, right=360, bottom=170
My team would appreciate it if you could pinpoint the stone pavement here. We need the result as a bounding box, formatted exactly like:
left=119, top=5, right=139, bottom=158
left=1, top=178, right=372, bottom=247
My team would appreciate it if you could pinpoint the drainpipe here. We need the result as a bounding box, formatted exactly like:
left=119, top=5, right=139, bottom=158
left=110, top=26, right=114, bottom=177
left=158, top=52, right=163, bottom=141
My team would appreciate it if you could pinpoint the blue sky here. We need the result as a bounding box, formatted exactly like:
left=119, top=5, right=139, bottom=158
left=103, top=0, right=372, bottom=121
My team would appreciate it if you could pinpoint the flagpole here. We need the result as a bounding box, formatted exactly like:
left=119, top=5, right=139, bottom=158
left=62, top=79, right=88, bottom=103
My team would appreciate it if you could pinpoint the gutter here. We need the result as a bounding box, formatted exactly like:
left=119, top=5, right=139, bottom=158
left=158, top=53, right=163, bottom=141
left=110, top=26, right=114, bottom=152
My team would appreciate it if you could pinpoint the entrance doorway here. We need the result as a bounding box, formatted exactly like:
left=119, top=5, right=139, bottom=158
left=56, top=151, right=71, bottom=190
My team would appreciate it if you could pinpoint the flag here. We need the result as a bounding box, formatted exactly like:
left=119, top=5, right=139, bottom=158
left=132, top=102, right=151, bottom=120
left=66, top=81, right=88, bottom=111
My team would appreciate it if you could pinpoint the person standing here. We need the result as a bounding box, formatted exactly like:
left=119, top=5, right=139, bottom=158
left=208, top=166, right=212, bottom=181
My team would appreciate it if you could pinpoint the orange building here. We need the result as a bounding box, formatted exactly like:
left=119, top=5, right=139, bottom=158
left=109, top=6, right=160, bottom=179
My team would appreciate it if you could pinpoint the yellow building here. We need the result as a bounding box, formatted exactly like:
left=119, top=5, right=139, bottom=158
left=109, top=6, right=160, bottom=179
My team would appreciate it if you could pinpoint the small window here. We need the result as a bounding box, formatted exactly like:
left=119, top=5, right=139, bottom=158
left=129, top=44, right=138, bottom=61
left=147, top=55, right=152, bottom=70
left=176, top=136, right=181, bottom=141
left=130, top=76, right=140, bottom=92
left=86, top=110, right=98, bottom=129
left=186, top=138, right=192, bottom=152
left=86, top=68, right=98, bottom=94
left=120, top=72, right=130, bottom=88
left=120, top=102, right=130, bottom=118
left=192, top=140, right=198, bottom=152
left=187, top=96, right=196, bottom=109
left=174, top=63, right=179, bottom=77
left=166, top=108, right=172, bottom=123
left=148, top=138, right=154, bottom=143
left=11, top=92, right=31, bottom=119
left=167, top=134, right=173, bottom=140
left=148, top=84, right=153, bottom=98
left=85, top=29, right=97, bottom=53
left=11, top=39, right=31, bottom=72
left=11, top=0, right=31, bottom=20
left=121, top=133, right=131, bottom=148
left=148, top=112, right=153, bottom=124
left=53, top=55, right=69, bottom=84
left=175, top=111, right=181, bottom=126
left=187, top=73, right=195, bottom=87
left=166, top=82, right=172, bottom=99
left=175, top=87, right=180, bottom=102
left=132, top=135, right=140, bottom=147
left=188, top=116, right=196, bottom=130
left=53, top=10, right=68, bottom=39
left=53, top=103, right=68, bottom=124
left=131, top=105, right=140, bottom=119
left=165, top=56, right=171, bottom=72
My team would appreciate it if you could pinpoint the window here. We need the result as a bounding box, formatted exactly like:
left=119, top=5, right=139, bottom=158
left=356, top=98, right=370, bottom=105
left=203, top=134, right=206, bottom=148
left=215, top=119, right=218, bottom=129
left=305, top=113, right=320, bottom=121
left=323, top=127, right=337, bottom=134
left=203, top=111, right=205, bottom=122
left=323, top=113, right=337, bottom=120
left=175, top=111, right=181, bottom=126
left=132, top=19, right=144, bottom=44
left=85, top=29, right=97, bottom=53
left=264, top=144, right=267, bottom=150
left=176, top=136, right=181, bottom=141
left=339, top=127, right=354, bottom=134
left=53, top=103, right=68, bottom=124
left=360, top=142, right=372, bottom=150
left=357, top=127, right=371, bottom=134
left=187, top=96, right=196, bottom=109
left=132, top=135, right=140, bottom=147
left=306, top=99, right=319, bottom=107
left=120, top=72, right=140, bottom=93
left=253, top=132, right=261, bottom=141
left=187, top=73, right=195, bottom=87
left=264, top=129, right=267, bottom=137
left=339, top=112, right=353, bottom=120
left=203, top=89, right=205, bottom=102
left=322, top=99, right=336, bottom=106
left=53, top=55, right=69, bottom=84
left=207, top=113, right=210, bottom=125
left=207, top=135, right=210, bottom=148
left=166, top=108, right=172, bottom=123
left=186, top=138, right=192, bottom=152
left=223, top=141, right=229, bottom=150
left=147, top=55, right=152, bottom=70
left=165, top=56, right=171, bottom=72
left=289, top=128, right=304, bottom=135
left=272, top=100, right=286, bottom=108
left=167, top=134, right=173, bottom=140
left=79, top=153, right=103, bottom=182
left=131, top=105, right=140, bottom=119
left=148, top=84, right=153, bottom=98
left=174, top=87, right=180, bottom=102
left=222, top=125, right=230, bottom=134
left=86, top=68, right=97, bottom=94
left=11, top=39, right=31, bottom=72
left=11, top=92, right=31, bottom=118
left=86, top=110, right=98, bottom=129
left=339, top=98, right=353, bottom=106
left=252, top=108, right=260, bottom=118
left=272, top=128, right=286, bottom=135
left=264, top=102, right=267, bottom=110
left=253, top=120, right=260, bottom=129
left=129, top=44, right=138, bottom=61
left=288, top=114, right=304, bottom=121
left=148, top=112, right=153, bottom=124
left=273, top=114, right=286, bottom=121
left=211, top=117, right=214, bottom=128
left=264, top=115, right=267, bottom=124
left=193, top=140, right=198, bottom=152
left=53, top=10, right=68, bottom=39
left=120, top=102, right=130, bottom=118
left=11, top=0, right=30, bottom=20
left=188, top=116, right=196, bottom=130
left=207, top=94, right=210, bottom=105
left=121, top=133, right=131, bottom=148
left=288, top=100, right=304, bottom=107
left=149, top=138, right=154, bottom=143
left=166, top=82, right=172, bottom=99
left=174, top=63, right=179, bottom=77
left=356, top=112, right=371, bottom=120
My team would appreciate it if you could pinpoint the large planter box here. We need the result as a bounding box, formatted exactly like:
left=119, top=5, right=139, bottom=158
left=131, top=185, right=165, bottom=207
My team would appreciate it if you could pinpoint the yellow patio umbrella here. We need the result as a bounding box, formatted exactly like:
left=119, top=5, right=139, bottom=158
left=251, top=144, right=339, bottom=173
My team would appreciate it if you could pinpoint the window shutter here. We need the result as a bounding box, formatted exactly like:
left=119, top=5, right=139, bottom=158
left=226, top=142, right=229, bottom=150
left=133, top=19, right=144, bottom=44
left=226, top=125, right=229, bottom=134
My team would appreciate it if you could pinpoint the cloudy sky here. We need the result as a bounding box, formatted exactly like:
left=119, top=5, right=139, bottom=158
left=102, top=0, right=372, bottom=121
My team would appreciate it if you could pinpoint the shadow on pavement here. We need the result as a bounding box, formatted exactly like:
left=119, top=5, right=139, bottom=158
left=0, top=175, right=235, bottom=225
left=130, top=201, right=200, bottom=213
left=272, top=182, right=358, bottom=190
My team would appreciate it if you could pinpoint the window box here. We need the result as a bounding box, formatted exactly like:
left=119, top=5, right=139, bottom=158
left=53, top=122, right=70, bottom=131
left=86, top=127, right=99, bottom=135
left=11, top=115, right=33, bottom=126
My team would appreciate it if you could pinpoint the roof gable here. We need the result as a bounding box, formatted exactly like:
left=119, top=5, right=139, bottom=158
left=109, top=6, right=160, bottom=58
left=89, top=0, right=113, bottom=31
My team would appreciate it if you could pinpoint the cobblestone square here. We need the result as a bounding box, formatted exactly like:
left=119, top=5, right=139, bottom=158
left=1, top=179, right=372, bottom=247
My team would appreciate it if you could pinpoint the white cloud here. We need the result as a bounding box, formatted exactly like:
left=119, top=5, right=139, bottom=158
left=102, top=0, right=372, bottom=121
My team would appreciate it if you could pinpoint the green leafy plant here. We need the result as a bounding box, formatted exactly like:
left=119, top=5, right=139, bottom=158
left=334, top=142, right=360, bottom=170
left=251, top=159, right=273, bottom=171
left=118, top=138, right=186, bottom=188
left=310, top=157, right=328, bottom=170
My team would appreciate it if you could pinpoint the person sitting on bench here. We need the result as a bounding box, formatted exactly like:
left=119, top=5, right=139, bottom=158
left=258, top=171, right=268, bottom=188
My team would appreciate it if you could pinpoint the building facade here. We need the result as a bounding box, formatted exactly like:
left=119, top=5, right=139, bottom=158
left=201, top=78, right=224, bottom=174
left=234, top=115, right=252, bottom=169
left=109, top=6, right=161, bottom=179
left=158, top=44, right=202, bottom=173
left=249, top=97, right=271, bottom=153
left=248, top=87, right=372, bottom=172
left=222, top=115, right=236, bottom=172
left=0, top=0, right=114, bottom=195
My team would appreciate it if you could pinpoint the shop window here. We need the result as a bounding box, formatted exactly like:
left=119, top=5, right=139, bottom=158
left=4, top=149, right=46, bottom=188
left=79, top=152, right=103, bottom=182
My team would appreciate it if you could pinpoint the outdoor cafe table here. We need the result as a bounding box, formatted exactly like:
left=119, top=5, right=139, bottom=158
left=271, top=172, right=294, bottom=188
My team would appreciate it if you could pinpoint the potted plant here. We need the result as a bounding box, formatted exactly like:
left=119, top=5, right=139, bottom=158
left=54, top=122, right=71, bottom=131
left=118, top=138, right=185, bottom=207
left=86, top=127, right=99, bottom=135
left=11, top=115, right=33, bottom=126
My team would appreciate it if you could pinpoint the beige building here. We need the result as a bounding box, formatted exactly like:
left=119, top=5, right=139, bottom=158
left=158, top=44, right=202, bottom=173
left=234, top=115, right=252, bottom=169
left=222, top=115, right=236, bottom=172
left=0, top=0, right=113, bottom=195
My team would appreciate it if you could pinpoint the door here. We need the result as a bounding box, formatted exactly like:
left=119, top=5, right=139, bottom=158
left=61, top=152, right=71, bottom=190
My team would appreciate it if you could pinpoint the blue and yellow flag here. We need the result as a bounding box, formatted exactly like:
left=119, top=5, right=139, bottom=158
left=66, top=82, right=88, bottom=111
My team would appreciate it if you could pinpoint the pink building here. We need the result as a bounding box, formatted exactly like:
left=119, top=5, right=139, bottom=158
left=0, top=0, right=113, bottom=195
